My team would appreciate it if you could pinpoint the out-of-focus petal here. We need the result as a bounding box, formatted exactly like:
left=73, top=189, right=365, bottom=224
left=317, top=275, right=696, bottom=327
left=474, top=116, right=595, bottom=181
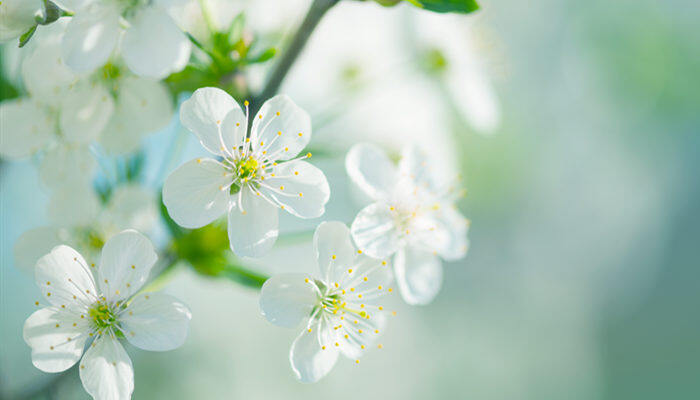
left=260, top=273, right=319, bottom=328
left=345, top=143, right=397, bottom=201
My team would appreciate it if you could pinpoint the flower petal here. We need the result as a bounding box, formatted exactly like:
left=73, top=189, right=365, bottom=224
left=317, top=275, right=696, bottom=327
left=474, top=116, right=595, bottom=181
left=313, top=221, right=357, bottom=284
left=98, top=230, right=157, bottom=302
left=47, top=183, right=100, bottom=227
left=35, top=245, right=97, bottom=309
left=59, top=83, right=115, bottom=143
left=39, top=144, right=96, bottom=192
left=398, top=145, right=444, bottom=194
left=350, top=202, right=401, bottom=259
left=219, top=107, right=247, bottom=152
left=22, top=43, right=76, bottom=103
left=259, top=161, right=329, bottom=219
left=162, top=158, right=231, bottom=229
left=0, top=0, right=43, bottom=41
left=260, top=273, right=319, bottom=328
left=121, top=7, right=191, bottom=78
left=120, top=292, right=192, bottom=352
left=180, top=87, right=239, bottom=155
left=0, top=98, right=53, bottom=159
left=100, top=77, right=173, bottom=155
left=103, top=184, right=158, bottom=233
left=23, top=307, right=90, bottom=373
left=393, top=246, right=443, bottom=305
left=289, top=320, right=339, bottom=383
left=62, top=3, right=120, bottom=73
left=251, top=95, right=311, bottom=161
left=79, top=335, right=134, bottom=400
left=14, top=226, right=62, bottom=273
left=227, top=186, right=279, bottom=257
left=427, top=206, right=470, bottom=261
left=345, top=143, right=398, bottom=201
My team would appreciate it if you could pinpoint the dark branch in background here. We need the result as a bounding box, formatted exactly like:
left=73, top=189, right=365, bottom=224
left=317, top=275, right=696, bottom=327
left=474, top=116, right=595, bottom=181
left=250, top=0, right=340, bottom=121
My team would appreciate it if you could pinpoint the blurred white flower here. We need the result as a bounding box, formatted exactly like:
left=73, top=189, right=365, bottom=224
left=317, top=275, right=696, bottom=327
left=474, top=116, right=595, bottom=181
left=259, top=221, right=393, bottom=383
left=23, top=230, right=192, bottom=400
left=15, top=184, right=158, bottom=272
left=410, top=11, right=501, bottom=134
left=163, top=87, right=329, bottom=258
left=60, top=0, right=191, bottom=78
left=0, top=0, right=43, bottom=42
left=346, top=143, right=470, bottom=305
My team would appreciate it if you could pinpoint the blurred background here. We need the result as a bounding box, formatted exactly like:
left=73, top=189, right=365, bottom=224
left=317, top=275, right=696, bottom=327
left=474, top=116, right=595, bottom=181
left=2, top=0, right=699, bottom=399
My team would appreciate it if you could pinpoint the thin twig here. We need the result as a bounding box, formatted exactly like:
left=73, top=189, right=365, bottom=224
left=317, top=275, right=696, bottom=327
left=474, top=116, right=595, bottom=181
left=250, top=0, right=340, bottom=120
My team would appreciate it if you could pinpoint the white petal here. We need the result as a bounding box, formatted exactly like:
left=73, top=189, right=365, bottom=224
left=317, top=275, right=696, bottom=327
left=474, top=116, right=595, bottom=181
left=62, top=3, right=120, bottom=73
left=98, top=230, right=157, bottom=302
left=0, top=0, right=43, bottom=41
left=47, top=183, right=100, bottom=227
left=103, top=184, right=157, bottom=233
left=398, top=145, right=443, bottom=194
left=59, top=83, right=115, bottom=143
left=219, top=107, right=247, bottom=152
left=14, top=226, right=61, bottom=273
left=345, top=143, right=398, bottom=200
left=313, top=221, right=357, bottom=284
left=260, top=273, right=318, bottom=328
left=162, top=158, right=231, bottom=229
left=289, top=320, right=339, bottom=383
left=251, top=95, right=311, bottom=161
left=259, top=161, right=329, bottom=218
left=350, top=202, right=401, bottom=259
left=35, top=245, right=97, bottom=309
left=40, top=144, right=96, bottom=192
left=79, top=335, right=134, bottom=400
left=394, top=246, right=443, bottom=305
left=100, top=77, right=173, bottom=154
left=337, top=311, right=387, bottom=360
left=180, top=87, right=239, bottom=155
left=0, top=98, right=53, bottom=159
left=227, top=186, right=279, bottom=258
left=22, top=43, right=76, bottom=102
left=23, top=307, right=90, bottom=373
left=122, top=7, right=191, bottom=78
left=120, top=292, right=192, bottom=351
left=427, top=206, right=469, bottom=261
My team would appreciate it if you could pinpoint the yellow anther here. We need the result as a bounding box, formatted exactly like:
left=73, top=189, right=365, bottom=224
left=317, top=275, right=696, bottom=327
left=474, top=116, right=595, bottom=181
left=47, top=292, right=51, bottom=297
left=298, top=133, right=303, bottom=137
left=277, top=131, right=281, bottom=136
left=361, top=345, right=365, bottom=349
left=381, top=261, right=387, bottom=266
left=284, top=147, right=289, bottom=151
left=378, top=306, right=384, bottom=310
left=335, top=342, right=339, bottom=347
left=360, top=304, right=365, bottom=308
left=363, top=277, right=368, bottom=282
left=358, top=329, right=363, bottom=334
left=216, top=120, right=221, bottom=124
left=35, top=301, right=39, bottom=306
left=348, top=269, right=353, bottom=274
left=374, top=329, right=379, bottom=334
left=332, top=255, right=337, bottom=260
left=276, top=111, right=280, bottom=116
left=321, top=346, right=326, bottom=350
left=355, top=359, right=360, bottom=364
left=358, top=294, right=362, bottom=298
left=308, top=328, right=312, bottom=333
left=392, top=311, right=397, bottom=316
left=350, top=288, right=355, bottom=292
left=305, top=278, right=309, bottom=283
left=259, top=115, right=262, bottom=119
left=279, top=185, right=284, bottom=190
left=246, top=138, right=250, bottom=142
left=334, top=282, right=339, bottom=288
left=388, top=288, right=393, bottom=292
left=131, top=265, right=135, bottom=269
left=357, top=250, right=362, bottom=254
left=306, top=152, right=312, bottom=158
left=260, top=141, right=264, bottom=146
left=236, top=122, right=240, bottom=127
left=377, top=344, right=383, bottom=349
left=294, top=171, right=299, bottom=175
left=299, top=193, right=303, bottom=197
left=244, top=100, right=249, bottom=106
left=197, top=158, right=202, bottom=163
left=46, top=281, right=50, bottom=285
left=61, top=305, right=65, bottom=308
left=389, top=206, right=395, bottom=211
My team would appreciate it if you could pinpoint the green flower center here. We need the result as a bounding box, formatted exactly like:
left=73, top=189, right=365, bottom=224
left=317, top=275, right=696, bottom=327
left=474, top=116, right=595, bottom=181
left=236, top=157, right=259, bottom=181
left=88, top=302, right=118, bottom=332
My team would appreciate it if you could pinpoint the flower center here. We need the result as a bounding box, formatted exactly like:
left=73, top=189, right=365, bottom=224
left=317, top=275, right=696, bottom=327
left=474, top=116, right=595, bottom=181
left=235, top=156, right=259, bottom=181
left=88, top=302, right=118, bottom=332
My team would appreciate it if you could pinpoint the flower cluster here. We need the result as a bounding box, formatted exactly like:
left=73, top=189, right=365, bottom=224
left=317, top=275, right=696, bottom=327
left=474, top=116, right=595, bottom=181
left=1, top=0, right=482, bottom=397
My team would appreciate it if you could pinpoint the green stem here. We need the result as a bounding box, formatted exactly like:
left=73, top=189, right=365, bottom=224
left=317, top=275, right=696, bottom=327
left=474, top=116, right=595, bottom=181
left=251, top=0, right=340, bottom=119
left=220, top=263, right=269, bottom=289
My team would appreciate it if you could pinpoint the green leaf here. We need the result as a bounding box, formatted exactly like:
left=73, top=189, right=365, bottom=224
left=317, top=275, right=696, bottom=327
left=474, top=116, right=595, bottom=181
left=247, top=47, right=277, bottom=64
left=18, top=25, right=38, bottom=48
left=408, top=0, right=480, bottom=13
left=228, top=12, right=246, bottom=43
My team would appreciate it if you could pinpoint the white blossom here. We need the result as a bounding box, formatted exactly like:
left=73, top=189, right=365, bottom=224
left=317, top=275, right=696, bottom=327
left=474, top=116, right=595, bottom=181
left=346, top=143, right=470, bottom=305
left=259, top=221, right=393, bottom=383
left=15, top=184, right=158, bottom=272
left=0, top=0, right=43, bottom=42
left=60, top=0, right=191, bottom=78
left=23, top=230, right=191, bottom=400
left=163, top=87, right=330, bottom=258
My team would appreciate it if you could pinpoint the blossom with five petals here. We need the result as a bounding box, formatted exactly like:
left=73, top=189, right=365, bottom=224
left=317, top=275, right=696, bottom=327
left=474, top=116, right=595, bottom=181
left=346, top=143, right=470, bottom=305
left=23, top=230, right=191, bottom=400
left=163, top=87, right=330, bottom=257
left=259, top=221, right=393, bottom=382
